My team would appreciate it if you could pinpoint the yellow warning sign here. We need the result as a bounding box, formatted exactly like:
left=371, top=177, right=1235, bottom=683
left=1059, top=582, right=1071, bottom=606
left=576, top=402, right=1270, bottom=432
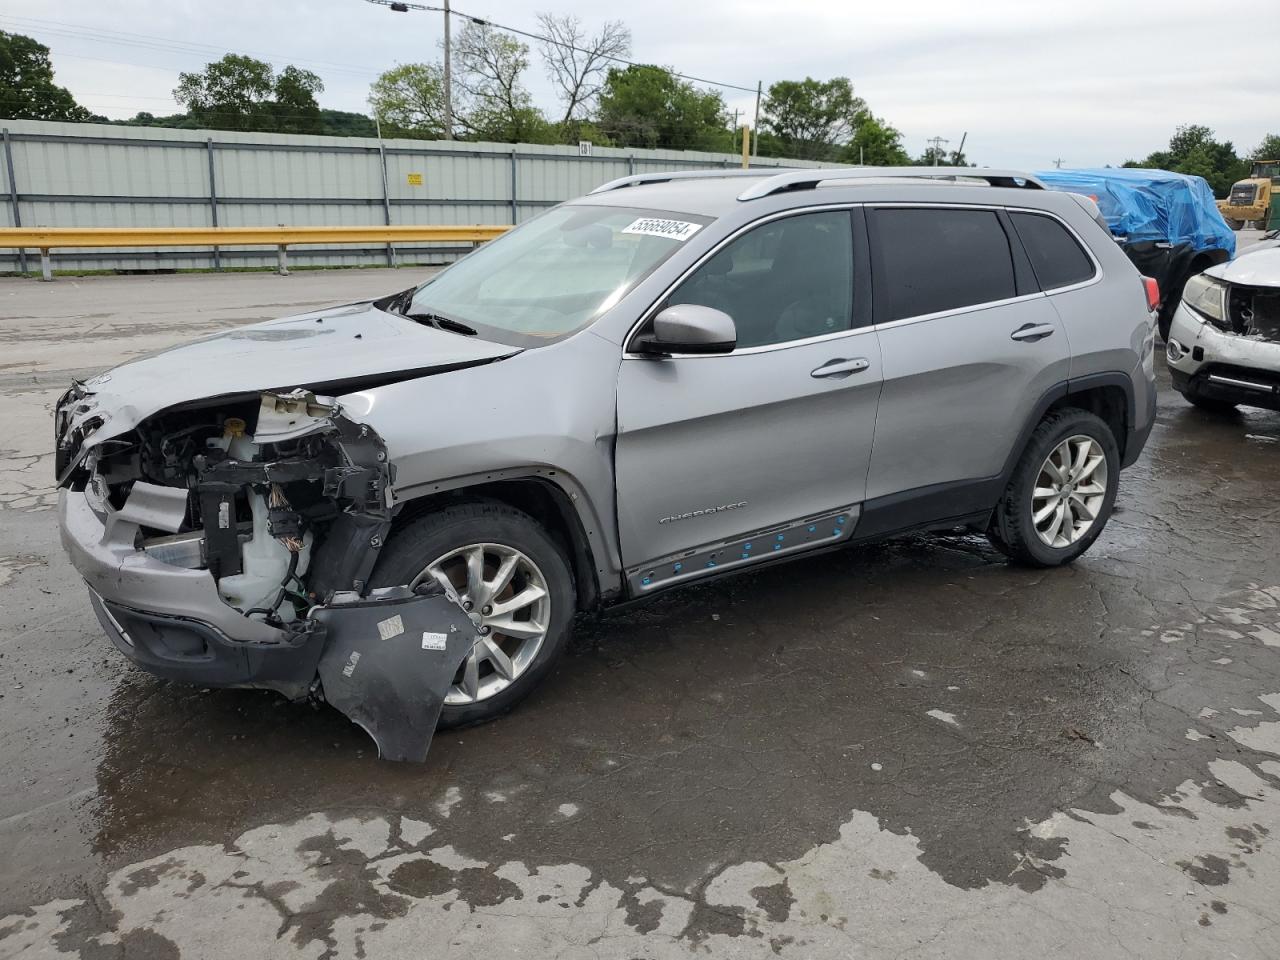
left=406, top=172, right=423, bottom=186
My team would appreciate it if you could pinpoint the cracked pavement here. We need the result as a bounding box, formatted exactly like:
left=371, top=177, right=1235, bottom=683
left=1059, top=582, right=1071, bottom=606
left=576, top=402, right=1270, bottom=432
left=1, top=267, right=1279, bottom=958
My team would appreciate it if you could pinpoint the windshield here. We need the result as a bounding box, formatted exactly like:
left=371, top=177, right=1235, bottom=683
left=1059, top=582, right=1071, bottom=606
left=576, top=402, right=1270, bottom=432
left=404, top=205, right=710, bottom=346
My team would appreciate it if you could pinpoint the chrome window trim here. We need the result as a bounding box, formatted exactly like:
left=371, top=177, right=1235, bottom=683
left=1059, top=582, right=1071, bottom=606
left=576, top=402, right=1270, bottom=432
left=622, top=203, right=861, bottom=360
left=1003, top=206, right=1104, bottom=294
left=621, top=199, right=1107, bottom=358
left=865, top=201, right=1104, bottom=331
left=870, top=290, right=1049, bottom=333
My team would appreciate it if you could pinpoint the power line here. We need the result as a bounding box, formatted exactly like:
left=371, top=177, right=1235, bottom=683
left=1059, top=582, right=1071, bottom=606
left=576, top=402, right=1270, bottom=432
left=5, top=8, right=765, bottom=131
left=1, top=15, right=382, bottom=79
left=458, top=8, right=760, bottom=95
left=366, top=1, right=761, bottom=95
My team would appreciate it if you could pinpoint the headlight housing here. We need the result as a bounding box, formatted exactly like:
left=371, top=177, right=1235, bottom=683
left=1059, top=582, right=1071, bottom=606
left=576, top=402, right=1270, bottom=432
left=83, top=462, right=109, bottom=520
left=1181, top=274, right=1228, bottom=329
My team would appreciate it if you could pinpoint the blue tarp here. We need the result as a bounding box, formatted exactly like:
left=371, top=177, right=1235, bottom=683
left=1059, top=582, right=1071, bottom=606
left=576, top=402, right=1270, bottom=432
left=1036, top=167, right=1235, bottom=258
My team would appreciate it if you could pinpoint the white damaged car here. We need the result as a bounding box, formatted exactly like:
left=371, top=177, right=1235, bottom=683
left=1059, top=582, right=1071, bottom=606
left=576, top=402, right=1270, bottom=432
left=1166, top=242, right=1280, bottom=413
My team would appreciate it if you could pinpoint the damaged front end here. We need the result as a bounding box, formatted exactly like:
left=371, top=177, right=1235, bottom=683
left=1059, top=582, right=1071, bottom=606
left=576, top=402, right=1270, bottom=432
left=1226, top=283, right=1280, bottom=343
left=1181, top=272, right=1280, bottom=344
left=56, top=386, right=474, bottom=762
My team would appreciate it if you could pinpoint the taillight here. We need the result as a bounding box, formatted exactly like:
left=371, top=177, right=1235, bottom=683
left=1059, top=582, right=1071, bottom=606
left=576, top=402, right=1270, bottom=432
left=1142, top=276, right=1160, bottom=312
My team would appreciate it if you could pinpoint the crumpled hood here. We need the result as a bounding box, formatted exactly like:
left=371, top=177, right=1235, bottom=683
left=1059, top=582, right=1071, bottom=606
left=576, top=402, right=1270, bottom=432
left=65, top=301, right=519, bottom=445
left=1207, top=247, right=1280, bottom=287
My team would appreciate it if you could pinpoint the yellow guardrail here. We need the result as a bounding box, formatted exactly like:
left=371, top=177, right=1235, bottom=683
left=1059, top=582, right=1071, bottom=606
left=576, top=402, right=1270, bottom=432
left=0, top=225, right=512, bottom=280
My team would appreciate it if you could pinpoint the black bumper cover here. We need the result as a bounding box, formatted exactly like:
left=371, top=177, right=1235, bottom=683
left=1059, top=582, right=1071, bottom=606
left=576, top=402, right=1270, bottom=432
left=92, top=592, right=327, bottom=698
left=1171, top=365, right=1280, bottom=412
left=92, top=584, right=477, bottom=762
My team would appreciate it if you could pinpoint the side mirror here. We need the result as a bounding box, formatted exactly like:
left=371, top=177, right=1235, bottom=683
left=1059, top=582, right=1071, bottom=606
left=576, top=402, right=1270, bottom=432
left=634, top=304, right=737, bottom=356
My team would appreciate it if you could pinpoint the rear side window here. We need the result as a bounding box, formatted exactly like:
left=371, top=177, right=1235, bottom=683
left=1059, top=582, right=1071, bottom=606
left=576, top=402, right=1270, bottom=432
left=1010, top=212, right=1095, bottom=290
left=872, top=208, right=1016, bottom=322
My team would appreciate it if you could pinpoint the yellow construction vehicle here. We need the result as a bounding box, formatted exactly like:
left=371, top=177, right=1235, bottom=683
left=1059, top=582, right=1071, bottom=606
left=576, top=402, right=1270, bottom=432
left=1217, top=159, right=1280, bottom=229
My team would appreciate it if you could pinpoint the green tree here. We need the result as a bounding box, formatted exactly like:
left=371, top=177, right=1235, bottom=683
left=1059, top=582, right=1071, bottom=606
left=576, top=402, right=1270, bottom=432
left=269, top=64, right=325, bottom=134
left=1125, top=124, right=1249, bottom=197
left=174, top=54, right=324, bottom=134
left=761, top=77, right=866, bottom=161
left=915, top=141, right=970, bottom=166
left=0, top=31, right=93, bottom=121
left=319, top=109, right=378, bottom=138
left=368, top=63, right=448, bottom=138
left=1250, top=133, right=1280, bottom=161
left=596, top=64, right=730, bottom=152
left=844, top=114, right=909, bottom=165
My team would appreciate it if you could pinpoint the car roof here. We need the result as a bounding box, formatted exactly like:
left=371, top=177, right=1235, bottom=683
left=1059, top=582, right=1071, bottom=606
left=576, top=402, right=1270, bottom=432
left=570, top=174, right=774, bottom=217
left=568, top=168, right=1054, bottom=220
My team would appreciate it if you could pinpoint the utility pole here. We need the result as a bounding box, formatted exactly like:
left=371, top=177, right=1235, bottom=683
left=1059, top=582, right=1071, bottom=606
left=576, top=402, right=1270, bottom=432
left=1053, top=157, right=1065, bottom=168
left=926, top=136, right=949, bottom=165
left=370, top=0, right=453, bottom=139
left=752, top=81, right=762, bottom=157
left=442, top=0, right=453, bottom=140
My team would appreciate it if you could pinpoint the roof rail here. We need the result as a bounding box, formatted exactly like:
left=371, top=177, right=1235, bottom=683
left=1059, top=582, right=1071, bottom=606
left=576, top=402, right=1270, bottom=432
left=736, top=166, right=1045, bottom=201
left=589, top=167, right=797, bottom=195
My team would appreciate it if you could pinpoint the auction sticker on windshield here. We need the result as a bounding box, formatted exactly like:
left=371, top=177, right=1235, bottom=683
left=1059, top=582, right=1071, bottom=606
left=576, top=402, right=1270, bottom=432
left=622, top=218, right=702, bottom=242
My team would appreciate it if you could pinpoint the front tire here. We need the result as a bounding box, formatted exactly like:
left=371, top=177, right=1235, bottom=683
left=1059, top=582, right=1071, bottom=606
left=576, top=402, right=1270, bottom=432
left=1226, top=218, right=1244, bottom=231
left=987, top=408, right=1120, bottom=567
left=368, top=500, right=575, bottom=729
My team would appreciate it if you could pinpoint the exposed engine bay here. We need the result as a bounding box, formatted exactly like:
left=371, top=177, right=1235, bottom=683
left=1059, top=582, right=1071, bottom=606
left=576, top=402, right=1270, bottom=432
left=1226, top=283, right=1280, bottom=342
left=55, top=386, right=476, bottom=762
left=59, top=388, right=392, bottom=625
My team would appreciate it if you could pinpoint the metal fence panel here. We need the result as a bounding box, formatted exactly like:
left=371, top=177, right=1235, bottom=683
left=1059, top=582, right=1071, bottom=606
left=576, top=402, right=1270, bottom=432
left=0, top=118, right=829, bottom=274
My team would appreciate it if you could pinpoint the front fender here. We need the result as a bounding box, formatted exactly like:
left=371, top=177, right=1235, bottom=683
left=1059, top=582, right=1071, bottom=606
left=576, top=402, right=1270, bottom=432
left=337, top=332, right=625, bottom=597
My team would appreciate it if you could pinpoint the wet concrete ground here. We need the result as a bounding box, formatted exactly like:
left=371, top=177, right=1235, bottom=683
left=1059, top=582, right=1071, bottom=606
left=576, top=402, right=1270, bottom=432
left=2, top=261, right=1280, bottom=958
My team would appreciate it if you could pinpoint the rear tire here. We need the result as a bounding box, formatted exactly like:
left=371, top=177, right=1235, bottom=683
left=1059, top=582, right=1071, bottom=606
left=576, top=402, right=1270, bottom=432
left=1180, top=390, right=1237, bottom=414
left=368, top=500, right=575, bottom=729
left=1226, top=218, right=1244, bottom=231
left=987, top=408, right=1120, bottom=567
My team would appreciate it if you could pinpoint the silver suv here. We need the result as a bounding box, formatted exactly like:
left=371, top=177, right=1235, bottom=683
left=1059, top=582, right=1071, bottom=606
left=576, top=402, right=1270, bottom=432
left=56, top=167, right=1157, bottom=759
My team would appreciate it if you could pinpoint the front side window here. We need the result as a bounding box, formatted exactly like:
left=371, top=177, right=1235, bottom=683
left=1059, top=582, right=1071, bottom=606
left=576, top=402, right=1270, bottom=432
left=664, top=210, right=854, bottom=349
left=872, top=208, right=1016, bottom=322
left=406, top=205, right=710, bottom=347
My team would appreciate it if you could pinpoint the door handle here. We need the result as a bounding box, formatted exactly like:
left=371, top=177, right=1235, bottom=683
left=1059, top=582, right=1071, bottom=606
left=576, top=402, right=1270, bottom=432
left=810, top=357, right=870, bottom=379
left=1010, top=323, right=1055, bottom=342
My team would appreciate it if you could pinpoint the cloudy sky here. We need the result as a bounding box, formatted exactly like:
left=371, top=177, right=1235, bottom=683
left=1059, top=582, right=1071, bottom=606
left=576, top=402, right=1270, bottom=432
left=3, top=0, right=1276, bottom=168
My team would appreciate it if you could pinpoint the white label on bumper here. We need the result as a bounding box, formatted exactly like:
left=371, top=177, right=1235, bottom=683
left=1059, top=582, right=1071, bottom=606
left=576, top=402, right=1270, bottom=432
left=377, top=614, right=405, bottom=641
left=422, top=631, right=448, bottom=651
left=342, top=650, right=361, bottom=677
left=621, top=217, right=701, bottom=242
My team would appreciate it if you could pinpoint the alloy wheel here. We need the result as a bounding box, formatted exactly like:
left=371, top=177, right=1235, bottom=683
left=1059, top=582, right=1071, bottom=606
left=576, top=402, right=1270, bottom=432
left=411, top=543, right=551, bottom=705
left=1031, top=435, right=1108, bottom=548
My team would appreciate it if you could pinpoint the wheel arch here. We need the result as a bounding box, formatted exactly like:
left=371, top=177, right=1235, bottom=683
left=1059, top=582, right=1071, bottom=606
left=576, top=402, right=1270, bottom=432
left=1053, top=377, right=1131, bottom=462
left=1000, top=372, right=1135, bottom=488
left=390, top=469, right=618, bottom=611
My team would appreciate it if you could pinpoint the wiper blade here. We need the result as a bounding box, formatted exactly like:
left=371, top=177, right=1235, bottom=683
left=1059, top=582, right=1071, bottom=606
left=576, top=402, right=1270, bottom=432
left=381, top=287, right=415, bottom=315
left=405, top=312, right=478, bottom=337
